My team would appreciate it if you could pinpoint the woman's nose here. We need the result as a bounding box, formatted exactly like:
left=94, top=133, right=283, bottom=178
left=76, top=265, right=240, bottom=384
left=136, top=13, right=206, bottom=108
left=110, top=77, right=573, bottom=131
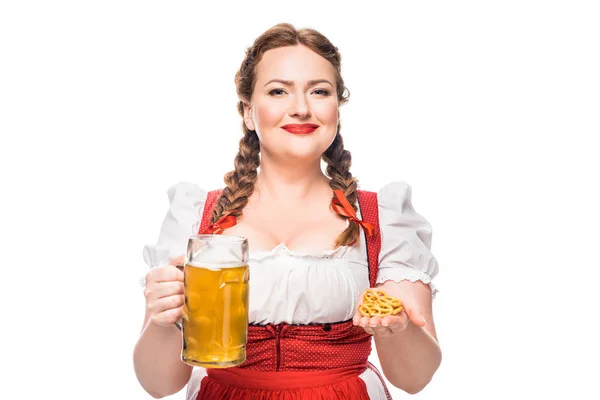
left=289, top=94, right=311, bottom=118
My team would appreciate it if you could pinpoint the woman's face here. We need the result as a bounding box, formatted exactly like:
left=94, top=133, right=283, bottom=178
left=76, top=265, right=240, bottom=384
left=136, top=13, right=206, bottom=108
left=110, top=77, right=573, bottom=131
left=244, top=45, right=339, bottom=162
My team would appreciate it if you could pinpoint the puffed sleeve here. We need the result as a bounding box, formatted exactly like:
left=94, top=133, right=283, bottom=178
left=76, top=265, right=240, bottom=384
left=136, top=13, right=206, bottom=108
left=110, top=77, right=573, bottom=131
left=377, top=181, right=439, bottom=298
left=142, top=182, right=208, bottom=269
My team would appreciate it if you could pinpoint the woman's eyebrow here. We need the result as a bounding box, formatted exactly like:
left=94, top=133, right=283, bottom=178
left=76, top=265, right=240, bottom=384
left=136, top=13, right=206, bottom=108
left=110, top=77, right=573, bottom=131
left=264, top=79, right=333, bottom=87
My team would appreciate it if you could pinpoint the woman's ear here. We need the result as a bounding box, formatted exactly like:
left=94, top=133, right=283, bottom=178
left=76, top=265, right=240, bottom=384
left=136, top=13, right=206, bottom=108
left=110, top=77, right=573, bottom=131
left=243, top=102, right=255, bottom=131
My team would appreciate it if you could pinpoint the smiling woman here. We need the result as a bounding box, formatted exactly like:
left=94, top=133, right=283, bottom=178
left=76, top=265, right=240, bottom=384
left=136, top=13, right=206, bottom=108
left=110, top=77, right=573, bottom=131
left=242, top=44, right=341, bottom=166
left=134, top=22, right=441, bottom=400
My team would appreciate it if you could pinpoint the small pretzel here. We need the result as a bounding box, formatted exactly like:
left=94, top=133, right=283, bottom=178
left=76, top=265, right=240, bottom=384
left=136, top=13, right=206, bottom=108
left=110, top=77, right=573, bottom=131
left=359, top=289, right=403, bottom=317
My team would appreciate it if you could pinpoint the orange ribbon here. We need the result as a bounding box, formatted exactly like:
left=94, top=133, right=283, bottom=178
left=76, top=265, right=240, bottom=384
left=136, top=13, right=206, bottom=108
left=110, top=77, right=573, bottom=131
left=332, top=190, right=375, bottom=237
left=201, top=214, right=237, bottom=235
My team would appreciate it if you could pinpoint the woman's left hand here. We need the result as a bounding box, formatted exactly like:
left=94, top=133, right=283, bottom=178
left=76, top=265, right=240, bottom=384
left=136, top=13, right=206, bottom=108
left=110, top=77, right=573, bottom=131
left=352, top=280, right=428, bottom=337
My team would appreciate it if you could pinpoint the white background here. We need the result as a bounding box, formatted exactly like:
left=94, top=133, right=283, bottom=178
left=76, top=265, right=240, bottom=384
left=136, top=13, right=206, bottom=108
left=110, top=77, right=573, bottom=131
left=1, top=1, right=599, bottom=399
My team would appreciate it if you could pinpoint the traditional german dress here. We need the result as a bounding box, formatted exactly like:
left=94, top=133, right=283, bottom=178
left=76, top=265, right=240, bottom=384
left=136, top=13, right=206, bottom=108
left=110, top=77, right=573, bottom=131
left=142, top=181, right=439, bottom=399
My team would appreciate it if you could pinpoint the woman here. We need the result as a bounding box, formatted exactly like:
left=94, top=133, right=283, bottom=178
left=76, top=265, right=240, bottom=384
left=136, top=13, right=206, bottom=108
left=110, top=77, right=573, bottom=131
left=134, top=23, right=441, bottom=399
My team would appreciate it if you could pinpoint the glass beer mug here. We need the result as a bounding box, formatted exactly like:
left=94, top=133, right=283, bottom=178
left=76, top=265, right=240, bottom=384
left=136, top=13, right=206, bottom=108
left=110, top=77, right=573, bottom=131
left=181, top=235, right=249, bottom=368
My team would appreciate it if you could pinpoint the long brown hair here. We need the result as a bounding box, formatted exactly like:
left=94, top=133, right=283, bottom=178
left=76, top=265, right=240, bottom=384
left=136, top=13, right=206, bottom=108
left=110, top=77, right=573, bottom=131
left=212, top=23, right=359, bottom=248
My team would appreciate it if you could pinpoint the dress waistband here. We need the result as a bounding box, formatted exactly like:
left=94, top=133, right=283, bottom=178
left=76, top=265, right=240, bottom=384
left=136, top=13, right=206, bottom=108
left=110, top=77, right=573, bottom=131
left=241, top=320, right=373, bottom=371
left=206, top=364, right=367, bottom=391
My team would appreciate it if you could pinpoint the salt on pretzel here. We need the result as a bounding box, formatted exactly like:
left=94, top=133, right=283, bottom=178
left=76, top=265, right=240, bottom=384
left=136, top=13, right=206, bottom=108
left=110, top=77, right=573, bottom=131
left=358, top=289, right=403, bottom=317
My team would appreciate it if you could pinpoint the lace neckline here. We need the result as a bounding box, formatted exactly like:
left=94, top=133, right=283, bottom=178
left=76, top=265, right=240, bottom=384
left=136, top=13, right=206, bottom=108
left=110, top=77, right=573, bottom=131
left=249, top=242, right=349, bottom=261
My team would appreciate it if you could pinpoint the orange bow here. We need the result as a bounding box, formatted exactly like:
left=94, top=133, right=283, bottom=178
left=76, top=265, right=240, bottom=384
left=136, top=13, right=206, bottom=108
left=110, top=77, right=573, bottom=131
left=201, top=214, right=237, bottom=235
left=331, top=190, right=375, bottom=237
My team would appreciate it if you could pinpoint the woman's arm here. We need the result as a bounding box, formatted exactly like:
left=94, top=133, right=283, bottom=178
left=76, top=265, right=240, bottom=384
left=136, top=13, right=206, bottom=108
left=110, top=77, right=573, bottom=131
left=134, top=317, right=193, bottom=398
left=355, top=279, right=441, bottom=394
left=135, top=182, right=209, bottom=397
left=133, top=258, right=193, bottom=398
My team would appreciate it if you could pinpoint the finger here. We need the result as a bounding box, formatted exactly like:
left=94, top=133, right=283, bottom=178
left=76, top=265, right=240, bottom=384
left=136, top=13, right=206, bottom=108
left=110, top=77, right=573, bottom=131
left=368, top=316, right=382, bottom=328
left=148, top=265, right=184, bottom=284
left=169, top=255, right=186, bottom=268
left=359, top=316, right=371, bottom=328
left=145, top=281, right=184, bottom=300
left=381, top=315, right=395, bottom=327
left=372, top=325, right=394, bottom=337
left=353, top=311, right=362, bottom=325
left=385, top=315, right=409, bottom=331
left=151, top=307, right=183, bottom=327
left=148, top=294, right=184, bottom=315
left=362, top=325, right=375, bottom=335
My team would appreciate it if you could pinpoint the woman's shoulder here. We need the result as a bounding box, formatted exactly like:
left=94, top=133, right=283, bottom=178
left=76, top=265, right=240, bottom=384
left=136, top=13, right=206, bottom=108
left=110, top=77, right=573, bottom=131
left=358, top=181, right=413, bottom=204
left=370, top=181, right=439, bottom=294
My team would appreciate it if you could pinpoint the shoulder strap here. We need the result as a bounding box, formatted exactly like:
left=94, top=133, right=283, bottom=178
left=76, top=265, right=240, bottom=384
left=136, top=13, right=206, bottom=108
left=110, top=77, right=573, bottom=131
left=199, top=189, right=223, bottom=234
left=357, top=190, right=381, bottom=288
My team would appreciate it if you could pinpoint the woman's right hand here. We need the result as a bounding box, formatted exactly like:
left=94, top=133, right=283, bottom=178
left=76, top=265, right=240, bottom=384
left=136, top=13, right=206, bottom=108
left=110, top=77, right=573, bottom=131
left=143, top=255, right=185, bottom=327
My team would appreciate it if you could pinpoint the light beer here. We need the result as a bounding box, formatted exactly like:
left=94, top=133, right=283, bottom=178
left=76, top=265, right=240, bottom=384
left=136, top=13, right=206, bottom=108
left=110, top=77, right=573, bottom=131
left=182, top=262, right=249, bottom=368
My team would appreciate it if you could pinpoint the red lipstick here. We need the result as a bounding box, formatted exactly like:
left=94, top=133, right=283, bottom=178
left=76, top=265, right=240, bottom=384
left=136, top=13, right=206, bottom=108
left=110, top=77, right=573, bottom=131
left=281, top=124, right=319, bottom=135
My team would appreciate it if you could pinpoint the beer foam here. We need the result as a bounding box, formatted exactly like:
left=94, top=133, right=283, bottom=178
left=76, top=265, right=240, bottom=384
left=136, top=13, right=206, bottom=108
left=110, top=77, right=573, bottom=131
left=187, top=240, right=248, bottom=267
left=186, top=261, right=245, bottom=270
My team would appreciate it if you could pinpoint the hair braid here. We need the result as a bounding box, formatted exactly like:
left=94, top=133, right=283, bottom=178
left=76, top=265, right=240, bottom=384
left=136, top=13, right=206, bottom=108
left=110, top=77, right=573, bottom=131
left=211, top=127, right=260, bottom=223
left=322, top=128, right=361, bottom=247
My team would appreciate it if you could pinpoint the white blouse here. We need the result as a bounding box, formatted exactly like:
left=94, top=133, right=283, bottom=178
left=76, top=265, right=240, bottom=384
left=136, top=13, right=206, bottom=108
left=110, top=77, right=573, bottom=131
left=142, top=181, right=439, bottom=399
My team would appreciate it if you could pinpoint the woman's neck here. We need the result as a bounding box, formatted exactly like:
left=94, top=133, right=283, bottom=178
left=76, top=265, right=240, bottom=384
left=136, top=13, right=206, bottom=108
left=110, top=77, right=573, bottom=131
left=255, top=158, right=330, bottom=201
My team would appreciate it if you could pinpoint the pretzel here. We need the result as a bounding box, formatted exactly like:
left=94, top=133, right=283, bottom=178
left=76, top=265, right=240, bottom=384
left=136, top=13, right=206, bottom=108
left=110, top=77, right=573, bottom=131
left=358, top=289, right=403, bottom=317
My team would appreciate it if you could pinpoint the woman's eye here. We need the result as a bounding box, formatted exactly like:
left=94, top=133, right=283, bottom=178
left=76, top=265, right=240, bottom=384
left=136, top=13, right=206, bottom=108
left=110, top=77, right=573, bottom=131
left=313, top=89, right=330, bottom=96
left=268, top=88, right=330, bottom=96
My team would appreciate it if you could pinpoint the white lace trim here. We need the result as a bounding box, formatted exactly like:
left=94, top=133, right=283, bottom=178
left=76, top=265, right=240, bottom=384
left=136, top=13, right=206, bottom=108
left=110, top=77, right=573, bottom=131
left=249, top=242, right=349, bottom=261
left=377, top=269, right=439, bottom=299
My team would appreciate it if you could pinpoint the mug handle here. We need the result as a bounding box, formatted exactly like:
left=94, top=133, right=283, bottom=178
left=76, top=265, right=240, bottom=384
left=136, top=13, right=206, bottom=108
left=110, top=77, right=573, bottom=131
left=174, top=264, right=185, bottom=331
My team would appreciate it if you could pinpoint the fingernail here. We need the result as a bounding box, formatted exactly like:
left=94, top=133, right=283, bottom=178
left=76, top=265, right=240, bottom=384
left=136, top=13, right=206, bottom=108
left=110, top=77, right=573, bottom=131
left=382, top=321, right=388, bottom=327
left=422, top=316, right=427, bottom=325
